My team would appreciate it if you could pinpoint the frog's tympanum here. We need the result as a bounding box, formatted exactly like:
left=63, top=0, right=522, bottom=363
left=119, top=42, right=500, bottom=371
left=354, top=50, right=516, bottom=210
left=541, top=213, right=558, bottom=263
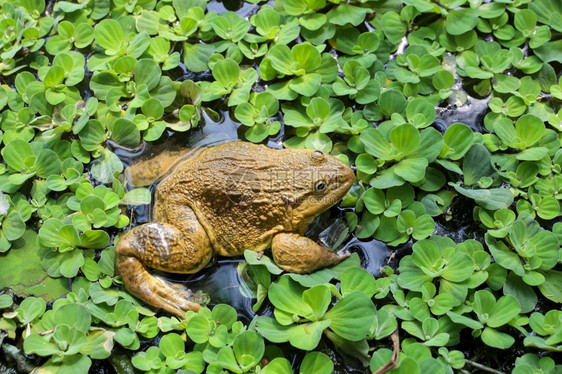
left=116, top=142, right=355, bottom=316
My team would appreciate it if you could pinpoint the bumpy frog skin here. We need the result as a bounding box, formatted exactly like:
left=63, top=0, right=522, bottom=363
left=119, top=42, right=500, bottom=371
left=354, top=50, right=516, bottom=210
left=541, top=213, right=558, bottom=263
left=116, top=142, right=355, bottom=317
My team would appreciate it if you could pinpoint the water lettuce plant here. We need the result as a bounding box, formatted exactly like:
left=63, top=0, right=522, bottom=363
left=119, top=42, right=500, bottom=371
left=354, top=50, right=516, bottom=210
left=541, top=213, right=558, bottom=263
left=255, top=274, right=376, bottom=351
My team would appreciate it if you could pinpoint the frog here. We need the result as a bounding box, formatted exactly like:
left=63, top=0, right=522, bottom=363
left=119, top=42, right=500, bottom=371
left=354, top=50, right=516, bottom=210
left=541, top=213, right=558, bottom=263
left=116, top=141, right=355, bottom=317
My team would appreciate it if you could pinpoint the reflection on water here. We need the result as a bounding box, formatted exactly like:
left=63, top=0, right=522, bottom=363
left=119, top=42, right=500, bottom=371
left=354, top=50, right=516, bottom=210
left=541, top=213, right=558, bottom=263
left=435, top=95, right=490, bottom=133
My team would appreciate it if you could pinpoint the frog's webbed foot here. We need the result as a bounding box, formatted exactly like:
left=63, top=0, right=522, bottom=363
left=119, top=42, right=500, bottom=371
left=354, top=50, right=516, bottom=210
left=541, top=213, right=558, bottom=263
left=271, top=233, right=349, bottom=274
left=139, top=274, right=205, bottom=317
left=116, top=212, right=213, bottom=317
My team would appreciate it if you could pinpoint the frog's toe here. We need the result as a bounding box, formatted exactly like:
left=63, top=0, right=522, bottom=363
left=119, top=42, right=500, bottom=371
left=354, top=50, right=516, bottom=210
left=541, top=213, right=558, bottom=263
left=150, top=275, right=204, bottom=317
left=154, top=275, right=208, bottom=305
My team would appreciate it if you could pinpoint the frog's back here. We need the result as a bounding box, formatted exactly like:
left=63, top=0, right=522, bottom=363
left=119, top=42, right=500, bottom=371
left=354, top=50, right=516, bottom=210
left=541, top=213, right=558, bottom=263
left=155, top=142, right=296, bottom=256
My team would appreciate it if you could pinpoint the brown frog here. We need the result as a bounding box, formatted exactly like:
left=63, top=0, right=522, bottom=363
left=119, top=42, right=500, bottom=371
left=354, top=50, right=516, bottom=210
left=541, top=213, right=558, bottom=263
left=116, top=141, right=355, bottom=317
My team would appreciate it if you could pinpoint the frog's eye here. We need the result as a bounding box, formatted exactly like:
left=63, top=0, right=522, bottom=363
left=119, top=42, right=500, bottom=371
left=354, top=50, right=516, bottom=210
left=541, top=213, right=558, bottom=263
left=311, top=150, right=325, bottom=163
left=315, top=180, right=327, bottom=191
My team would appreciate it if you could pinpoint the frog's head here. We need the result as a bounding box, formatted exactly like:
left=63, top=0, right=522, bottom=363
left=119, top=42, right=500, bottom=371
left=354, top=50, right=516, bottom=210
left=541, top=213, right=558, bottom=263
left=285, top=149, right=355, bottom=232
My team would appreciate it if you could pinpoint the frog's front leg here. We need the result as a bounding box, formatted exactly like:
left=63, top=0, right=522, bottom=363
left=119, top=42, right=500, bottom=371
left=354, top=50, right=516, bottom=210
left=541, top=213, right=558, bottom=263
left=271, top=233, right=349, bottom=274
left=115, top=206, right=213, bottom=317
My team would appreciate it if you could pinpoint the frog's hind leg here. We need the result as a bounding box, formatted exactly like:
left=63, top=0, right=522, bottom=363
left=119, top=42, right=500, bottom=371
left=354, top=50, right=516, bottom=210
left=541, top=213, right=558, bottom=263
left=123, top=148, right=192, bottom=187
left=115, top=207, right=213, bottom=317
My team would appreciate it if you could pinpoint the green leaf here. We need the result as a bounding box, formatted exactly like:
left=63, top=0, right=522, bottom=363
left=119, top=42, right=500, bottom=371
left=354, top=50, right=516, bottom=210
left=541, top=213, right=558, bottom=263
left=79, top=230, right=110, bottom=249
left=81, top=330, right=114, bottom=359
left=516, top=115, right=545, bottom=148
left=255, top=317, right=330, bottom=351
left=0, top=294, right=13, bottom=308
left=44, top=66, right=65, bottom=88
left=462, top=144, right=495, bottom=186
left=244, top=250, right=284, bottom=275
left=300, top=352, right=334, bottom=374
left=293, top=44, right=323, bottom=72
left=134, top=59, right=161, bottom=92
left=446, top=8, right=480, bottom=35
left=390, top=124, right=420, bottom=155
left=39, top=218, right=64, bottom=248
left=488, top=295, right=520, bottom=328
left=35, top=149, right=61, bottom=178
left=433, top=70, right=454, bottom=90
left=290, top=73, right=322, bottom=96
left=324, top=292, right=376, bottom=341
left=59, top=225, right=80, bottom=246
left=303, top=285, right=331, bottom=321
left=355, top=153, right=377, bottom=174
left=538, top=270, right=562, bottom=303
left=328, top=4, right=370, bottom=26
left=379, top=90, right=406, bottom=117
left=211, top=12, right=249, bottom=43
left=411, top=239, right=439, bottom=271
left=212, top=59, right=239, bottom=89
left=446, top=311, right=484, bottom=330
left=406, top=98, right=436, bottom=128
left=160, top=333, right=185, bottom=358
left=340, top=267, right=376, bottom=298
left=233, top=331, right=264, bottom=371
left=24, top=334, right=60, bottom=356
left=300, top=14, right=327, bottom=31
left=183, top=43, right=214, bottom=73
left=17, top=297, right=46, bottom=324
left=504, top=272, right=537, bottom=314
left=2, top=140, right=33, bottom=171
left=186, top=315, right=211, bottom=344
left=364, top=188, right=385, bottom=215
left=452, top=184, right=514, bottom=211
left=537, top=197, right=560, bottom=220
left=442, top=123, right=474, bottom=160
left=141, top=98, right=164, bottom=119
left=304, top=132, right=332, bottom=153
left=534, top=40, right=562, bottom=63
left=75, top=23, right=95, bottom=49
left=44, top=355, right=92, bottom=373
left=394, top=157, right=428, bottom=183
left=360, top=128, right=392, bottom=159
left=54, top=304, right=91, bottom=332
left=94, top=19, right=124, bottom=53
left=481, top=327, right=514, bottom=349
left=268, top=276, right=312, bottom=318
left=398, top=257, right=432, bottom=291
left=2, top=212, right=25, bottom=241
left=381, top=11, right=407, bottom=44
left=262, top=358, right=293, bottom=374
left=0, top=230, right=70, bottom=300
left=441, top=252, right=474, bottom=283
